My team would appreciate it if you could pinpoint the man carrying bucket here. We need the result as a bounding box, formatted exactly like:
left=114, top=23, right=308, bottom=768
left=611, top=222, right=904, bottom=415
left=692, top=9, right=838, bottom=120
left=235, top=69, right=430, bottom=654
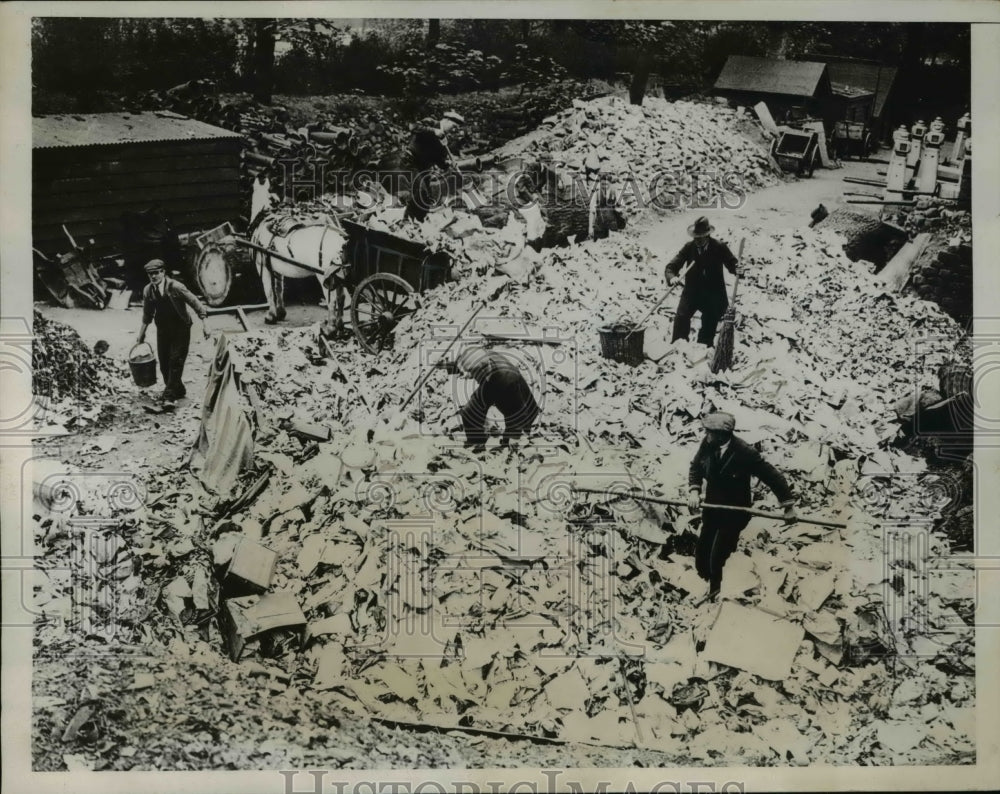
left=664, top=216, right=740, bottom=347
left=136, top=259, right=208, bottom=404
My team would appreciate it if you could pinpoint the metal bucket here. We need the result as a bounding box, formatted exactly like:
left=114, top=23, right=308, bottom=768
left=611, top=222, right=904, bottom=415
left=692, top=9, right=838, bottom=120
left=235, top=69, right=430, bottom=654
left=128, top=342, right=157, bottom=388
left=598, top=323, right=645, bottom=366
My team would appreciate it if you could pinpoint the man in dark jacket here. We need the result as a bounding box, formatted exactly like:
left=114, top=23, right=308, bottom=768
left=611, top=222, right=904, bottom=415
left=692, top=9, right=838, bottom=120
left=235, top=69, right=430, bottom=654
left=405, top=112, right=464, bottom=221
left=448, top=346, right=539, bottom=448
left=137, top=259, right=208, bottom=404
left=665, top=216, right=739, bottom=346
left=687, top=412, right=797, bottom=598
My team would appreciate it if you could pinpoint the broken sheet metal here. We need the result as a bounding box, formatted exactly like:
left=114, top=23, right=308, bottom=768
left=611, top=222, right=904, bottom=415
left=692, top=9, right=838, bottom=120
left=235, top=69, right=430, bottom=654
left=703, top=601, right=804, bottom=681
left=220, top=591, right=306, bottom=662
left=207, top=104, right=972, bottom=757
left=190, top=334, right=254, bottom=499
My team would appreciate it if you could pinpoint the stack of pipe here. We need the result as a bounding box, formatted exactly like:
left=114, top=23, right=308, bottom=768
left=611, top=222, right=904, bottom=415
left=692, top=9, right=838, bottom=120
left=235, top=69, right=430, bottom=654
left=139, top=80, right=409, bottom=204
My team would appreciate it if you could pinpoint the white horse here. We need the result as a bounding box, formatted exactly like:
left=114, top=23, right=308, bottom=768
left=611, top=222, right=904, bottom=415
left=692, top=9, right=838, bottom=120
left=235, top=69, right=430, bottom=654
left=249, top=179, right=351, bottom=332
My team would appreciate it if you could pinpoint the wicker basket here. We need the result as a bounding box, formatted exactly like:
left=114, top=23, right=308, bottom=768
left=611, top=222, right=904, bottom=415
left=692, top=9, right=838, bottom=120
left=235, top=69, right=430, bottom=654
left=598, top=323, right=645, bottom=366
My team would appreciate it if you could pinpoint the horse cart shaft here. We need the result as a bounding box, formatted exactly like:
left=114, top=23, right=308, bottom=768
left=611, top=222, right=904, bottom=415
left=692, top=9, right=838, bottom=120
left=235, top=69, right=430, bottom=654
left=230, top=236, right=327, bottom=275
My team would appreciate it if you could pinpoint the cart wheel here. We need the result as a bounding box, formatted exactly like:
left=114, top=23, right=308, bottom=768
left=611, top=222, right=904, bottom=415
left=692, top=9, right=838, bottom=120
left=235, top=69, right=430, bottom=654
left=193, top=243, right=234, bottom=307
left=863, top=133, right=873, bottom=157
left=351, top=272, right=417, bottom=354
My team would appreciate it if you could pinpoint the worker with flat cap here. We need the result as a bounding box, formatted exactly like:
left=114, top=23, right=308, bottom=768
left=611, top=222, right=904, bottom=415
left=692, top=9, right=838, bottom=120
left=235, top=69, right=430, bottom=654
left=405, top=111, right=465, bottom=221
left=136, top=259, right=208, bottom=404
left=687, top=411, right=797, bottom=599
left=664, top=216, right=740, bottom=347
left=443, top=346, right=539, bottom=448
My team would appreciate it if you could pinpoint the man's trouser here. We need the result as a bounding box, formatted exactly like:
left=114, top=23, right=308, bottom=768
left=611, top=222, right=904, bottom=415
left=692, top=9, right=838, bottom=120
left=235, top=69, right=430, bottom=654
left=672, top=289, right=725, bottom=346
left=460, top=384, right=539, bottom=446
left=695, top=507, right=751, bottom=593
left=156, top=319, right=191, bottom=399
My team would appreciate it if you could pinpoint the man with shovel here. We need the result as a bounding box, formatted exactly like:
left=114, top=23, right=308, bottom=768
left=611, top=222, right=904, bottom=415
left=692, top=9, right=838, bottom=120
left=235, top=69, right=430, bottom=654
left=665, top=216, right=740, bottom=347
left=405, top=111, right=465, bottom=221
left=136, top=259, right=208, bottom=405
left=688, top=411, right=797, bottom=600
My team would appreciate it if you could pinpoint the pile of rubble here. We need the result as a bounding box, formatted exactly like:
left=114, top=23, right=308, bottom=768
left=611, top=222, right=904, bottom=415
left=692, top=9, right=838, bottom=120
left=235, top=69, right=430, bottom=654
left=493, top=96, right=779, bottom=216
left=423, top=81, right=612, bottom=153
left=254, top=189, right=548, bottom=283
left=887, top=199, right=973, bottom=329
left=888, top=198, right=971, bottom=241
left=31, top=310, right=127, bottom=405
left=160, top=221, right=975, bottom=762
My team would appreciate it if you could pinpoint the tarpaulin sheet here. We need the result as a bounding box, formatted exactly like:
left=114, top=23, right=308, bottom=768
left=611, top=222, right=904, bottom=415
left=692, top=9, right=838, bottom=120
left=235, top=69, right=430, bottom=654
left=190, top=334, right=254, bottom=498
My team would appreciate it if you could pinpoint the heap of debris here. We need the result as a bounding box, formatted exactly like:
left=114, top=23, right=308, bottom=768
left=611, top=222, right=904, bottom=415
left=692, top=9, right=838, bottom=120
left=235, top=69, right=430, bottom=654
left=889, top=198, right=972, bottom=240
left=813, top=207, right=905, bottom=270
left=889, top=200, right=973, bottom=329
left=493, top=96, right=779, bottom=216
left=31, top=310, right=127, bottom=405
left=165, top=221, right=975, bottom=763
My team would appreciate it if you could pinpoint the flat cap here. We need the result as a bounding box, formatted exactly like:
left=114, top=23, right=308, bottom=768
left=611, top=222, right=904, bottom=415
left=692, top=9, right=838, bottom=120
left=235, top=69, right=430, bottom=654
left=702, top=411, right=735, bottom=432
left=443, top=110, right=465, bottom=124
left=144, top=259, right=166, bottom=273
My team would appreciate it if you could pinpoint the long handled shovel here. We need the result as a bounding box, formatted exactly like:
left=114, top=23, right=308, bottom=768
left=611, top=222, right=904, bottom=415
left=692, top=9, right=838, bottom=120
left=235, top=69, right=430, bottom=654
left=573, top=487, right=847, bottom=530
left=623, top=260, right=695, bottom=341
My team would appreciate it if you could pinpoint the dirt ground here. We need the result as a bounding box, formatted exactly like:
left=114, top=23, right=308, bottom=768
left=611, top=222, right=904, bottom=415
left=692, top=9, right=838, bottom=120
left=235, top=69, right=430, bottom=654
left=31, top=154, right=916, bottom=771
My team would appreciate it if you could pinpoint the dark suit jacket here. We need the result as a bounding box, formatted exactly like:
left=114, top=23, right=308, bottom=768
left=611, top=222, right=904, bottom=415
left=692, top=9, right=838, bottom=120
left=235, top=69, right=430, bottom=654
left=688, top=435, right=794, bottom=509
left=665, top=237, right=738, bottom=312
left=408, top=127, right=450, bottom=172
left=464, top=352, right=539, bottom=427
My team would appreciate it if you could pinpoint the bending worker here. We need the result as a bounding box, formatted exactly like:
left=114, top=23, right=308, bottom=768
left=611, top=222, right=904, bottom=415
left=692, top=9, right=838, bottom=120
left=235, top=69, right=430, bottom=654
left=136, top=259, right=208, bottom=405
left=445, top=346, right=539, bottom=448
left=687, top=412, right=797, bottom=599
left=664, top=216, right=739, bottom=347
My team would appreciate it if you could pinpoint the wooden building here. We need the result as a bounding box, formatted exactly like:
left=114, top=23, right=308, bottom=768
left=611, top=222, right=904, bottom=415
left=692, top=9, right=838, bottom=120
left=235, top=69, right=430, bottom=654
left=33, top=111, right=243, bottom=257
left=713, top=55, right=833, bottom=126
left=824, top=61, right=899, bottom=141
left=830, top=83, right=876, bottom=123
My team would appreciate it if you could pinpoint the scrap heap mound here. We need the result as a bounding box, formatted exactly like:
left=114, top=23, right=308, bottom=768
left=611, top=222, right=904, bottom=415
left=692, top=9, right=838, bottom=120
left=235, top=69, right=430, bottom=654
left=31, top=310, right=129, bottom=408
left=201, top=221, right=973, bottom=764
left=493, top=96, right=780, bottom=217
left=257, top=193, right=546, bottom=282
left=814, top=207, right=904, bottom=269
left=892, top=201, right=972, bottom=329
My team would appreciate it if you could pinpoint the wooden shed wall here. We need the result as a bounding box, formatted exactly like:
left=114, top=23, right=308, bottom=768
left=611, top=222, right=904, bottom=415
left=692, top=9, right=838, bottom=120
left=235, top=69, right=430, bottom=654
left=33, top=138, right=242, bottom=256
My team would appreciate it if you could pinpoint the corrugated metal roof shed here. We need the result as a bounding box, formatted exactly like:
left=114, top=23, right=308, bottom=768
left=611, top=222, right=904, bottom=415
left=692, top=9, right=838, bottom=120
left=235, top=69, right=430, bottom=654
left=33, top=111, right=243, bottom=149
left=33, top=111, right=243, bottom=262
left=826, top=62, right=898, bottom=117
left=714, top=55, right=829, bottom=98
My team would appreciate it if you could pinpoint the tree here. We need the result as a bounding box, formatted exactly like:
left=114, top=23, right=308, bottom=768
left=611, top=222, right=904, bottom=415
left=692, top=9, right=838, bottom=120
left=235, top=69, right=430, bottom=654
left=569, top=20, right=712, bottom=105
left=427, top=19, right=440, bottom=50
left=250, top=19, right=277, bottom=104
